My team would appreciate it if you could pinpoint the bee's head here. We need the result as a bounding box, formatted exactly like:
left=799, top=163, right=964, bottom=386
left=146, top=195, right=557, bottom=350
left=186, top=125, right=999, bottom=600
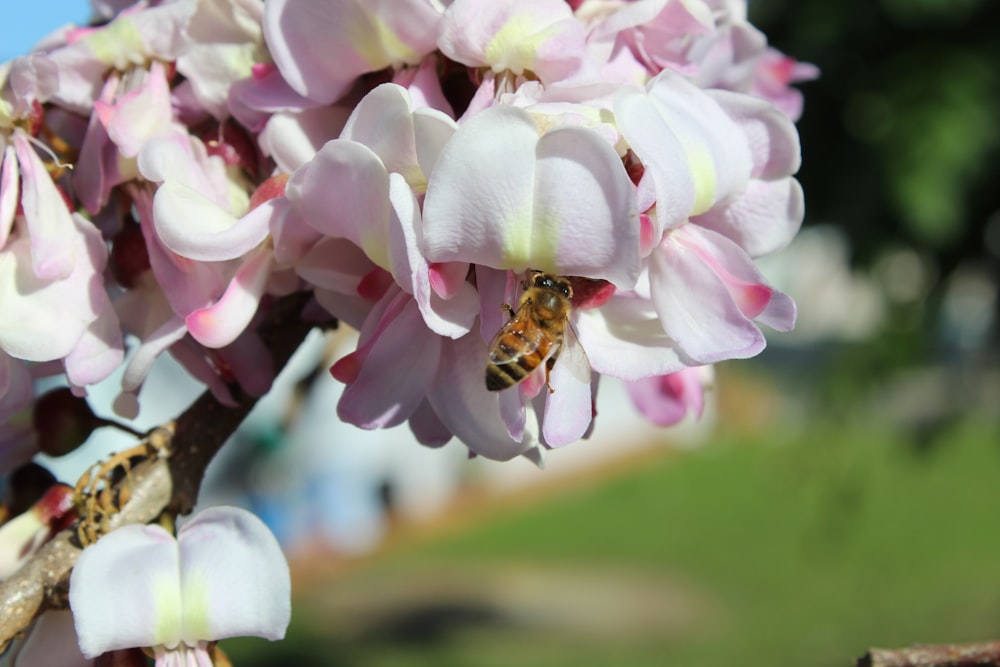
left=527, top=271, right=573, bottom=299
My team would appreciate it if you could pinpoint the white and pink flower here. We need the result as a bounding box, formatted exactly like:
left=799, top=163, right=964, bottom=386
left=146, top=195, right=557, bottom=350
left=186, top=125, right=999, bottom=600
left=1, top=0, right=811, bottom=484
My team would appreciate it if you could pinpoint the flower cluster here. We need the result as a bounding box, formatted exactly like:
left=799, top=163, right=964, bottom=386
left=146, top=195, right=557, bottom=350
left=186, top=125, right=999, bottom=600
left=0, top=0, right=813, bottom=467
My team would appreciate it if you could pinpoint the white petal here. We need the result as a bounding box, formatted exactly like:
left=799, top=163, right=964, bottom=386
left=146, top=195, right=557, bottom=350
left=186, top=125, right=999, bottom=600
left=694, top=177, right=804, bottom=258
left=708, top=89, right=802, bottom=179
left=540, top=327, right=593, bottom=447
left=341, top=84, right=423, bottom=185
left=422, top=105, right=538, bottom=269
left=13, top=132, right=76, bottom=280
left=532, top=125, right=640, bottom=287
left=288, top=139, right=392, bottom=269
left=387, top=173, right=477, bottom=338
left=428, top=332, right=531, bottom=461
left=0, top=218, right=104, bottom=362
left=260, top=107, right=350, bottom=172
left=177, top=506, right=290, bottom=643
left=574, top=297, right=689, bottom=380
left=64, top=292, right=124, bottom=387
left=0, top=145, right=19, bottom=249
left=648, top=230, right=766, bottom=363
left=70, top=524, right=183, bottom=657
left=296, top=237, right=374, bottom=293
left=153, top=182, right=271, bottom=262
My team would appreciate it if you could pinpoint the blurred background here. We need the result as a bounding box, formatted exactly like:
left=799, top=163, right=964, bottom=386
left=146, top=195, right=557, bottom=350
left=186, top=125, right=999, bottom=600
left=6, top=0, right=1000, bottom=665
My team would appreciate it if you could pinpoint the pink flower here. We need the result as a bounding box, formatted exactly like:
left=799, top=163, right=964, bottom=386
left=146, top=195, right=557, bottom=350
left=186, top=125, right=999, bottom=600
left=439, top=0, right=598, bottom=87
left=263, top=0, right=443, bottom=105
left=626, top=365, right=713, bottom=426
left=0, top=0, right=813, bottom=464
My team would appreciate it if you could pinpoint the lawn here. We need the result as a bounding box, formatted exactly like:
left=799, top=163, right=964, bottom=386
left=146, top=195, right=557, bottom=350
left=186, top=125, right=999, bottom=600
left=224, top=413, right=1000, bottom=667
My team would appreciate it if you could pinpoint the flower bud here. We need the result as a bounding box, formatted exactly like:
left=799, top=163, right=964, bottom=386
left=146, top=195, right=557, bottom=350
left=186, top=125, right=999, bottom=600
left=32, top=388, right=102, bottom=457
left=0, top=483, right=75, bottom=578
left=568, top=276, right=615, bottom=309
left=109, top=222, right=151, bottom=289
left=198, top=121, right=260, bottom=176
left=3, top=463, right=57, bottom=517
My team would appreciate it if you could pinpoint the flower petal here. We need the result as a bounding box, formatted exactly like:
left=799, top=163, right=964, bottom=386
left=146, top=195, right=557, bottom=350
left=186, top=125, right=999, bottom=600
left=574, top=294, right=689, bottom=380
left=649, top=225, right=796, bottom=363
left=0, top=145, right=19, bottom=249
left=707, top=89, right=801, bottom=180
left=407, top=398, right=453, bottom=447
left=532, top=125, right=640, bottom=287
left=259, top=107, right=351, bottom=173
left=422, top=105, right=537, bottom=270
left=152, top=183, right=270, bottom=262
left=98, top=60, right=176, bottom=158
left=693, top=177, right=804, bottom=258
left=177, top=506, right=290, bottom=643
left=0, top=216, right=105, bottom=362
left=625, top=366, right=711, bottom=427
left=340, top=83, right=447, bottom=190
left=263, top=0, right=440, bottom=104
left=428, top=331, right=530, bottom=461
left=439, top=0, right=592, bottom=84
left=423, top=106, right=639, bottom=286
left=337, top=292, right=441, bottom=429
left=186, top=245, right=274, bottom=348
left=70, top=523, right=183, bottom=657
left=539, top=329, right=593, bottom=447
left=615, top=71, right=753, bottom=232
left=13, top=132, right=76, bottom=280
left=288, top=139, right=391, bottom=269
left=64, top=292, right=124, bottom=387
left=115, top=314, right=188, bottom=418
left=386, top=173, right=478, bottom=338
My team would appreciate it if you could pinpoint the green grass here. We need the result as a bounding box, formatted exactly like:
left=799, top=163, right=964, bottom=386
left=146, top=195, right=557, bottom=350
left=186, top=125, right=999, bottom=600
left=224, top=416, right=1000, bottom=667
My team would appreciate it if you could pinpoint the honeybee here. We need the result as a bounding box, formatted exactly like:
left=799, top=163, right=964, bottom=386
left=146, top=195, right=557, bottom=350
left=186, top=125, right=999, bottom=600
left=485, top=271, right=587, bottom=392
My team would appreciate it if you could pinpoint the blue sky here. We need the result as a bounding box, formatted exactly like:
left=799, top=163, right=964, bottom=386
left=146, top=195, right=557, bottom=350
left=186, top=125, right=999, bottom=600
left=2, top=1, right=92, bottom=61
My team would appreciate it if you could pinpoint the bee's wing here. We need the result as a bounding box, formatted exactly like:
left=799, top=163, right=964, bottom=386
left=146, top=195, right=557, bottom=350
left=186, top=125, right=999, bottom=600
left=555, top=320, right=591, bottom=384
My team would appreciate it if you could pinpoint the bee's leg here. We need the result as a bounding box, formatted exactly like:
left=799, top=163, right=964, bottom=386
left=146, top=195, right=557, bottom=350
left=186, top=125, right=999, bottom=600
left=544, top=357, right=557, bottom=393
left=501, top=303, right=516, bottom=319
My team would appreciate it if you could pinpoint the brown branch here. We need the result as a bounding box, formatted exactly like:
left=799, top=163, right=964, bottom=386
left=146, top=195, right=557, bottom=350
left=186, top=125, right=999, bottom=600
left=857, top=641, right=1000, bottom=666
left=0, top=292, right=325, bottom=651
left=167, top=292, right=320, bottom=514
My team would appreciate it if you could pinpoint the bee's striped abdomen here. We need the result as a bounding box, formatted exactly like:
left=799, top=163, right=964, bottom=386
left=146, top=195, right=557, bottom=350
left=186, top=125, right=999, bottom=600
left=485, top=331, right=554, bottom=391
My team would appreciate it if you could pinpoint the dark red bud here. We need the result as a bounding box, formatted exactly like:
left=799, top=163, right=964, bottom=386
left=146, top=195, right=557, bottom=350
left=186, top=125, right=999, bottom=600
left=32, top=388, right=102, bottom=457
left=198, top=121, right=260, bottom=176
left=568, top=276, right=616, bottom=309
left=110, top=222, right=151, bottom=288
left=34, top=483, right=77, bottom=532
left=625, top=155, right=645, bottom=186
left=3, top=463, right=57, bottom=517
